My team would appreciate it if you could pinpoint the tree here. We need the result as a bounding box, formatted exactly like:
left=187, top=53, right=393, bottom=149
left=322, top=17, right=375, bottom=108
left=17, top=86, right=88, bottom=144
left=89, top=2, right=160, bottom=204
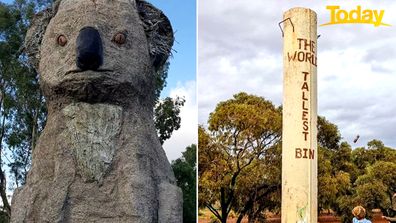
left=0, top=1, right=50, bottom=219
left=333, top=140, right=396, bottom=223
left=154, top=61, right=170, bottom=101
left=154, top=96, right=185, bottom=145
left=199, top=92, right=282, bottom=223
left=332, top=142, right=357, bottom=177
left=352, top=140, right=396, bottom=176
left=153, top=61, right=186, bottom=145
left=172, top=144, right=196, bottom=223
left=316, top=118, right=355, bottom=221
left=317, top=116, right=341, bottom=151
left=355, top=161, right=396, bottom=211
left=233, top=145, right=281, bottom=223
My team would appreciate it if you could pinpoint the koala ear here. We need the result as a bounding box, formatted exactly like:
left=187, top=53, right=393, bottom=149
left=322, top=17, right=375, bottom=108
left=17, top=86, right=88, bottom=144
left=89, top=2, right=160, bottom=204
left=136, top=0, right=174, bottom=71
left=23, top=1, right=61, bottom=70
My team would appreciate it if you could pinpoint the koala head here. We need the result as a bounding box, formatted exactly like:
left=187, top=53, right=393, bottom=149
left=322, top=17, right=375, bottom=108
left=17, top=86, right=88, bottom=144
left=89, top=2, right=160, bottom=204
left=25, top=0, right=173, bottom=109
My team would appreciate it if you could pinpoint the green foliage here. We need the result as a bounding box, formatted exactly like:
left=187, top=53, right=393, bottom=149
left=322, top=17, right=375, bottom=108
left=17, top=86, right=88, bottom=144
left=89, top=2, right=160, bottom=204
left=0, top=0, right=49, bottom=183
left=316, top=119, right=355, bottom=220
left=172, top=144, right=197, bottom=223
left=355, top=161, right=396, bottom=211
left=318, top=139, right=396, bottom=223
left=233, top=148, right=281, bottom=222
left=198, top=125, right=225, bottom=208
left=208, top=92, right=281, bottom=137
left=0, top=1, right=53, bottom=219
left=317, top=116, right=341, bottom=150
left=318, top=146, right=352, bottom=212
left=199, top=92, right=282, bottom=223
left=154, top=59, right=187, bottom=145
left=315, top=114, right=396, bottom=222
left=154, top=96, right=185, bottom=145
left=154, top=61, right=169, bottom=102
left=0, top=210, right=9, bottom=223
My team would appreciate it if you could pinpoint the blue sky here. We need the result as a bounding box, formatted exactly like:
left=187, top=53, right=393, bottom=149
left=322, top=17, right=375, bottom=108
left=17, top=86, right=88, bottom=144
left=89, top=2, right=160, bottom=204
left=150, top=0, right=196, bottom=97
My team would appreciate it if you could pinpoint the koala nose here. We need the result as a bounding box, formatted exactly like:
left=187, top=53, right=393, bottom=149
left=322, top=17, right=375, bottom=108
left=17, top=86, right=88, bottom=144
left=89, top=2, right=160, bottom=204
left=76, top=27, right=103, bottom=71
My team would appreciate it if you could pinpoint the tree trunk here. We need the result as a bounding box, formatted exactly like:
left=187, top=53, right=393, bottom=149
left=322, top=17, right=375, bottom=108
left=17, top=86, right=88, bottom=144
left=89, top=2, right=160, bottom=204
left=0, top=112, right=11, bottom=219
left=0, top=168, right=11, bottom=217
left=247, top=212, right=255, bottom=223
left=236, top=213, right=244, bottom=223
left=220, top=188, right=231, bottom=223
left=31, top=106, right=38, bottom=151
left=206, top=204, right=222, bottom=223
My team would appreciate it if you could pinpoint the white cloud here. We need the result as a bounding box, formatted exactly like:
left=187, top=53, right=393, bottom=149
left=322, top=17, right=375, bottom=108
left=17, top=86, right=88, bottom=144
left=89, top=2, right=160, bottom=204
left=199, top=0, right=396, bottom=148
left=163, top=81, right=197, bottom=162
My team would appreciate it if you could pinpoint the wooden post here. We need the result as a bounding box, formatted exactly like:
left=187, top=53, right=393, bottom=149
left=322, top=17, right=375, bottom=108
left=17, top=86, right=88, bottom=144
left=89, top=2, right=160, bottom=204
left=281, top=8, right=318, bottom=223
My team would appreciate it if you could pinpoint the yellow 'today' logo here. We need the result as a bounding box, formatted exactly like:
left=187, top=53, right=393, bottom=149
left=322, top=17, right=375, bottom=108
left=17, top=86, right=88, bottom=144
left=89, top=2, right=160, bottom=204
left=321, top=5, right=391, bottom=27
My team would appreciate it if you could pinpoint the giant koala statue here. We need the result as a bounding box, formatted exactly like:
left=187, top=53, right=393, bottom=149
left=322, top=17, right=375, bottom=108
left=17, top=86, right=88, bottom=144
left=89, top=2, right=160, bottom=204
left=11, top=0, right=182, bottom=222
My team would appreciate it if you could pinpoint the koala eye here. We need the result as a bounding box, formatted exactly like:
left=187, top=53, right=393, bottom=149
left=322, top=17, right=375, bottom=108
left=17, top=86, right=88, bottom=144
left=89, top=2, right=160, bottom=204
left=57, top=35, right=68, bottom=47
left=112, top=32, right=127, bottom=45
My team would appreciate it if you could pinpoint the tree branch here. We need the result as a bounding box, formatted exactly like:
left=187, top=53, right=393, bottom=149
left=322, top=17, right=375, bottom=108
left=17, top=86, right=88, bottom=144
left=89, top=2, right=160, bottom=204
left=206, top=203, right=222, bottom=221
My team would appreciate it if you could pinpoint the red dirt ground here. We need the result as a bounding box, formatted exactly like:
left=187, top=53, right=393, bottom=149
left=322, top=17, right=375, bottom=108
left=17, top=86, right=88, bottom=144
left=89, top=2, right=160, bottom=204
left=199, top=212, right=390, bottom=223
